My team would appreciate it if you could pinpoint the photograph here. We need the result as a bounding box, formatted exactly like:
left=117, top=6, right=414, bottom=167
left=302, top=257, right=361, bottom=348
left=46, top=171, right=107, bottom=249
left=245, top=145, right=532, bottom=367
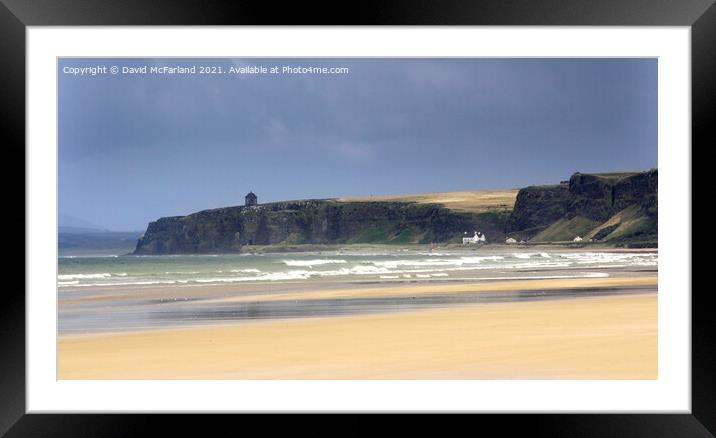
left=57, top=57, right=659, bottom=380
left=2, top=0, right=709, bottom=429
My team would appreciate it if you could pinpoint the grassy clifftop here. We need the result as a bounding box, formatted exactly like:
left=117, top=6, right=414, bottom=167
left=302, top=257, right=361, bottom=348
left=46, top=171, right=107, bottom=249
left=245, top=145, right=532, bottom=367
left=337, top=190, right=517, bottom=214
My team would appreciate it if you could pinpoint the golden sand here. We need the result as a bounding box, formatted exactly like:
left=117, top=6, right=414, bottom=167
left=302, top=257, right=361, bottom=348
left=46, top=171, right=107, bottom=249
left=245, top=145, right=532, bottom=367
left=58, top=291, right=656, bottom=380
left=337, top=189, right=518, bottom=213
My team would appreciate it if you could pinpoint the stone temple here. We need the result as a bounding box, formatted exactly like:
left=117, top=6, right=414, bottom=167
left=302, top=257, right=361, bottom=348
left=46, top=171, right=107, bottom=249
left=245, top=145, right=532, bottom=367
left=245, top=191, right=257, bottom=206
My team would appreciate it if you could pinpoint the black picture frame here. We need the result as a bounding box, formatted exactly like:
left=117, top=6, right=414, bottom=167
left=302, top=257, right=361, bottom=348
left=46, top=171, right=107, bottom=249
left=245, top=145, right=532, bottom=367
left=3, top=0, right=711, bottom=436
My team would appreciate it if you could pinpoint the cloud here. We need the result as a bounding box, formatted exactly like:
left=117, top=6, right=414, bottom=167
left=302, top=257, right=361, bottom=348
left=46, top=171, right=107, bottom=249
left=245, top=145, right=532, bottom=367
left=264, top=118, right=288, bottom=143
left=332, top=142, right=375, bottom=162
left=404, top=61, right=471, bottom=92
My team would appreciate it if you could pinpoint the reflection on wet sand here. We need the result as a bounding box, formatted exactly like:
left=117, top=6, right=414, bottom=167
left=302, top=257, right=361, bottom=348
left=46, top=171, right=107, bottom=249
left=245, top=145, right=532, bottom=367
left=59, top=283, right=654, bottom=334
left=58, top=267, right=658, bottom=379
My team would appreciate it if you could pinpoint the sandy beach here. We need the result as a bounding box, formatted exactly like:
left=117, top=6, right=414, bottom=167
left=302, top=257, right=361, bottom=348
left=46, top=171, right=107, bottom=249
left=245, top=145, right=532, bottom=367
left=58, top=275, right=657, bottom=379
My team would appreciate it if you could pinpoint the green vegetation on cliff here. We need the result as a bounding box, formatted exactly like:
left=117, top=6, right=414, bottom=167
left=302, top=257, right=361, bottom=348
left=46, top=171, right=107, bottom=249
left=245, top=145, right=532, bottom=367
left=506, top=169, right=657, bottom=243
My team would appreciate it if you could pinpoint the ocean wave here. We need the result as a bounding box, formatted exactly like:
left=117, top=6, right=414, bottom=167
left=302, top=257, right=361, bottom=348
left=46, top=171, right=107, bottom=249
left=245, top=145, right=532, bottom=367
left=459, top=256, right=504, bottom=263
left=303, top=265, right=391, bottom=277
left=59, top=280, right=181, bottom=287
left=195, top=270, right=312, bottom=282
left=58, top=273, right=113, bottom=280
left=371, top=256, right=503, bottom=269
left=371, top=259, right=460, bottom=269
left=258, top=271, right=312, bottom=281
left=56, top=251, right=656, bottom=288
left=283, top=259, right=348, bottom=267
left=554, top=253, right=658, bottom=266
left=58, top=270, right=613, bottom=288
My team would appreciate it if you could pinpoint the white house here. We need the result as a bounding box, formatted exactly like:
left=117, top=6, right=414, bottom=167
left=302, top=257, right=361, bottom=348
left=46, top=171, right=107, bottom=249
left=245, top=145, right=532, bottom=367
left=573, top=236, right=583, bottom=242
left=505, top=237, right=517, bottom=244
left=462, top=231, right=486, bottom=244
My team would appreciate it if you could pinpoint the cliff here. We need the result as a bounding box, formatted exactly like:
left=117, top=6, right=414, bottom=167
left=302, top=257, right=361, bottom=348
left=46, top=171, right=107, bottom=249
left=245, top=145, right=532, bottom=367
left=505, top=184, right=572, bottom=234
left=506, top=169, right=658, bottom=242
left=134, top=200, right=510, bottom=254
left=134, top=169, right=657, bottom=254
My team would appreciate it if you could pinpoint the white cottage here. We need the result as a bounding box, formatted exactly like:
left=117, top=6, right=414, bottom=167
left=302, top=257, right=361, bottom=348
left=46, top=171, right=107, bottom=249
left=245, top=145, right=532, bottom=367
left=505, top=237, right=517, bottom=244
left=462, top=231, right=486, bottom=244
left=573, top=236, right=583, bottom=242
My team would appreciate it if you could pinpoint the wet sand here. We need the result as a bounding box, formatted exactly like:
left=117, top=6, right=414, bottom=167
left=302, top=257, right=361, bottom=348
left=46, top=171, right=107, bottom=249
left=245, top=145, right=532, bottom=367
left=58, top=274, right=656, bottom=333
left=60, top=272, right=655, bottom=306
left=58, top=275, right=657, bottom=379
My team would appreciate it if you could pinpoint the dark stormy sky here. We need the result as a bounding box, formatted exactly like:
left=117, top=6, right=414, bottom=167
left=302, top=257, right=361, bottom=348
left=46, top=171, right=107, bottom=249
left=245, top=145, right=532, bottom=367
left=58, top=58, right=657, bottom=231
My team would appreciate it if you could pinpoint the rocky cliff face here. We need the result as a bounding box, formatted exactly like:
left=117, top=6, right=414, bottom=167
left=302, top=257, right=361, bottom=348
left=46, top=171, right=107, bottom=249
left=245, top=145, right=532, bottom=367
left=567, top=170, right=657, bottom=221
left=505, top=184, right=571, bottom=233
left=134, top=200, right=510, bottom=254
left=506, top=169, right=658, bottom=242
left=134, top=169, right=657, bottom=254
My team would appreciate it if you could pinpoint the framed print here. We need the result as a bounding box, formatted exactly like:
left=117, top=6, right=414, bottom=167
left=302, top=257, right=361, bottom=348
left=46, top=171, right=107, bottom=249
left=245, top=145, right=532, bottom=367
left=4, top=0, right=713, bottom=436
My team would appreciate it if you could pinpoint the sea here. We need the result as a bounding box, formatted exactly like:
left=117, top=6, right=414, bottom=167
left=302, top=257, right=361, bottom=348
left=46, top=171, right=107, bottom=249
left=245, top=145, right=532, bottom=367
left=58, top=249, right=658, bottom=289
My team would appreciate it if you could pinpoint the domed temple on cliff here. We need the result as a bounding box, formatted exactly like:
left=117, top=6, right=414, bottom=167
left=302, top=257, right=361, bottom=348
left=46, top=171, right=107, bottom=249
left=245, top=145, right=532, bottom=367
left=245, top=191, right=257, bottom=206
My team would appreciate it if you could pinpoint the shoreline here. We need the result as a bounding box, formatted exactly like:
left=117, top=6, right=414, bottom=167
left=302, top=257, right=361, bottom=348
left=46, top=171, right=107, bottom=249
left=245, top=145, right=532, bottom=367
left=106, top=243, right=658, bottom=258
left=59, top=269, right=656, bottom=304
left=58, top=275, right=656, bottom=335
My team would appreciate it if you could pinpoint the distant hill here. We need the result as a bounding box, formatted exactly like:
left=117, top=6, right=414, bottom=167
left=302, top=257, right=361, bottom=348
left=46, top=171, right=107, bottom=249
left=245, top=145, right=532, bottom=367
left=59, top=214, right=103, bottom=230
left=59, top=229, right=143, bottom=256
